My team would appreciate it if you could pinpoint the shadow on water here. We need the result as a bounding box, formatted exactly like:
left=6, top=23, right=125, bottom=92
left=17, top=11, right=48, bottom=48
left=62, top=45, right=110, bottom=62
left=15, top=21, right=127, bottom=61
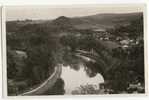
left=62, top=63, right=104, bottom=95
left=45, top=62, right=104, bottom=95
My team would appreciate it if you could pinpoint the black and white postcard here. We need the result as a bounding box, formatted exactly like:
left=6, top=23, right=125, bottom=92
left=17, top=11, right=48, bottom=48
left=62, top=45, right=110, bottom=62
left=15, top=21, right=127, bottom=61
left=1, top=4, right=147, bottom=97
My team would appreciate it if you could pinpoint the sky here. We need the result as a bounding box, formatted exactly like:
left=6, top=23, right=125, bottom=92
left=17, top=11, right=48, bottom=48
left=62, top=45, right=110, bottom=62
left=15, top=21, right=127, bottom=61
left=6, top=4, right=145, bottom=21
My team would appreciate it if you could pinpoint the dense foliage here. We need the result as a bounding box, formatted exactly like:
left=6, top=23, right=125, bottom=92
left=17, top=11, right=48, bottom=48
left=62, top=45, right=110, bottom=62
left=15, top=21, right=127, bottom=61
left=7, top=13, right=144, bottom=95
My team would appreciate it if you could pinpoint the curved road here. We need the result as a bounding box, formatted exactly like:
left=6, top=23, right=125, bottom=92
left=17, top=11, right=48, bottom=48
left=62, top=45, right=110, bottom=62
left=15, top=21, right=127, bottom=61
left=20, top=64, right=62, bottom=96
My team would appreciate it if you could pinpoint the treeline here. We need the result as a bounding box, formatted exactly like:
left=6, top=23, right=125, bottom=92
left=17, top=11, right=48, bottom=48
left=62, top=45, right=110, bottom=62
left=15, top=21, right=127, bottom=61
left=59, top=16, right=144, bottom=93
left=7, top=23, right=64, bottom=95
left=7, top=14, right=144, bottom=94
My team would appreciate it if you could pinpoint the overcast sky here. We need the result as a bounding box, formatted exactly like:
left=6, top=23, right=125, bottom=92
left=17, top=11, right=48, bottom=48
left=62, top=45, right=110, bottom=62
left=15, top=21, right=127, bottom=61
left=6, top=4, right=145, bottom=21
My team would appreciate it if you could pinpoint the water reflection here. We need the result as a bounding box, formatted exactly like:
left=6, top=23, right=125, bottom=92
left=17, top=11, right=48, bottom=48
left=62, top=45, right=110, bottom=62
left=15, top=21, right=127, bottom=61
left=61, top=63, right=104, bottom=94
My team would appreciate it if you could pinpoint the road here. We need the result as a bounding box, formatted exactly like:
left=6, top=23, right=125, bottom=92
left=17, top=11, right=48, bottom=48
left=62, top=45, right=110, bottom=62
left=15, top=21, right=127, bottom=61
left=20, top=65, right=62, bottom=96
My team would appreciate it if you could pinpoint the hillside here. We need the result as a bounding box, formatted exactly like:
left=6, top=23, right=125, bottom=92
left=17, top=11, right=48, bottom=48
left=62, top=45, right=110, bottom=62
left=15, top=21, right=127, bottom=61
left=6, top=12, right=143, bottom=33
left=71, top=12, right=143, bottom=30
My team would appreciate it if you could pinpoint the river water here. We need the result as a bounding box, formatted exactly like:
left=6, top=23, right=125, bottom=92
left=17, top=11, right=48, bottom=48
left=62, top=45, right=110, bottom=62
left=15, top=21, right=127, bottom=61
left=60, top=63, right=104, bottom=95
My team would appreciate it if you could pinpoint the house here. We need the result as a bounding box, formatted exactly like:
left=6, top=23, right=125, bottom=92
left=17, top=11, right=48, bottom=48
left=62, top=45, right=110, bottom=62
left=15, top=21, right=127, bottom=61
left=116, top=37, right=122, bottom=41
left=120, top=40, right=130, bottom=45
left=122, top=45, right=129, bottom=48
left=15, top=50, right=27, bottom=58
left=127, top=83, right=145, bottom=93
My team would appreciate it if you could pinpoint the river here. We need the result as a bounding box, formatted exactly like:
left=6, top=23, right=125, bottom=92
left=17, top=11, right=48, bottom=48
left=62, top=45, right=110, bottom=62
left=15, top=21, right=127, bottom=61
left=60, top=63, right=104, bottom=95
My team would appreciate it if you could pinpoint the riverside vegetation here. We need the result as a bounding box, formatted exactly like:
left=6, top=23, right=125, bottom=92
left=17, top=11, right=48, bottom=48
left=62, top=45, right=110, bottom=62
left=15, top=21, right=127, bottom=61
left=7, top=12, right=144, bottom=95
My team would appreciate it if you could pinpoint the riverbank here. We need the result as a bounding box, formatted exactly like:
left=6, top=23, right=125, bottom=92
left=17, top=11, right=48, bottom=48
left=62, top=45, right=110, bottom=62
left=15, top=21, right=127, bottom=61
left=20, top=65, right=62, bottom=96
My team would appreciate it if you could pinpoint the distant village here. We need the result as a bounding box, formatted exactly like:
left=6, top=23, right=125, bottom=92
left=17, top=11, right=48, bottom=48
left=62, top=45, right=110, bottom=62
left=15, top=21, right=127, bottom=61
left=93, top=29, right=142, bottom=48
